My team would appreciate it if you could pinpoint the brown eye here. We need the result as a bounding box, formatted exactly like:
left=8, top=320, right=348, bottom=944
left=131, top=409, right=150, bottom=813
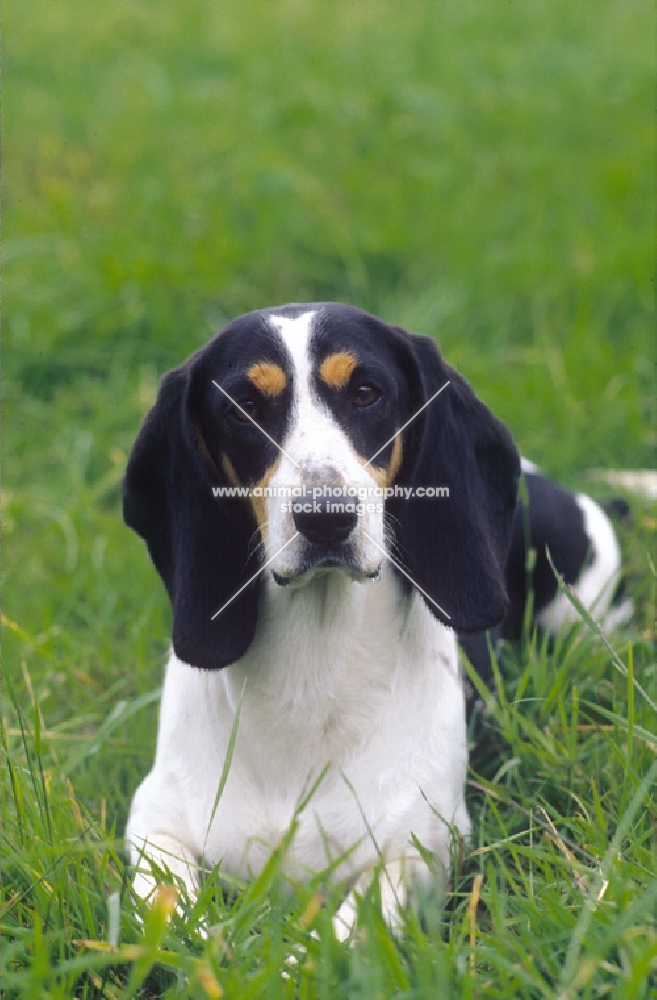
left=353, top=384, right=380, bottom=408
left=231, top=400, right=260, bottom=423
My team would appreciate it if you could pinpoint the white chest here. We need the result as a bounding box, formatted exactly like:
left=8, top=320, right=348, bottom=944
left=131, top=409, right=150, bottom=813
left=148, top=568, right=468, bottom=880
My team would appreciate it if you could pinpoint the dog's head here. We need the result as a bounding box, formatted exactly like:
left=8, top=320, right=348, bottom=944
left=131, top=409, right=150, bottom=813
left=124, top=303, right=520, bottom=669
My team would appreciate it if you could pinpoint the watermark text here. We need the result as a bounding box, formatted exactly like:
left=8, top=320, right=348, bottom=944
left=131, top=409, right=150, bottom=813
left=211, top=484, right=449, bottom=500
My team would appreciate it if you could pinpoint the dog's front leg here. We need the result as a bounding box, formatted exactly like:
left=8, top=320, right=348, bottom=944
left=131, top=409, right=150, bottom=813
left=130, top=833, right=199, bottom=904
left=333, top=856, right=432, bottom=941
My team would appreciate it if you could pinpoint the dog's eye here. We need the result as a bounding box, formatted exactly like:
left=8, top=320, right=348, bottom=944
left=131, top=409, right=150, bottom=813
left=353, top=384, right=380, bottom=408
left=231, top=400, right=261, bottom=423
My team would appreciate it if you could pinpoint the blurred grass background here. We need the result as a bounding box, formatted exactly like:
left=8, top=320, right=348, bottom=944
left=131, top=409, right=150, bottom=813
left=3, top=0, right=655, bottom=996
left=6, top=0, right=653, bottom=472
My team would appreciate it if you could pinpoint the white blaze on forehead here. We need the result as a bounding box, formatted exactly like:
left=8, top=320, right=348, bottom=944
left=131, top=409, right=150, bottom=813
left=265, top=308, right=370, bottom=473
left=268, top=307, right=370, bottom=474
left=268, top=310, right=317, bottom=406
left=268, top=310, right=320, bottom=438
left=263, top=308, right=386, bottom=578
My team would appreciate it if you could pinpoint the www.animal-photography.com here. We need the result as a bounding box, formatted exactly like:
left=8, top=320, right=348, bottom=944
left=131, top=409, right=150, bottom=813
left=4, top=2, right=655, bottom=997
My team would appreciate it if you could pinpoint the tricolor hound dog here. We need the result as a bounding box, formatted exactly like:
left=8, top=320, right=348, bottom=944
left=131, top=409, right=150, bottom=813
left=123, top=303, right=626, bottom=937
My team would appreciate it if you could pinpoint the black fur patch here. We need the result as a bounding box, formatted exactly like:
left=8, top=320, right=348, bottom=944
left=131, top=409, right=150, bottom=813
left=503, top=472, right=590, bottom=639
left=311, top=305, right=415, bottom=470
left=123, top=311, right=295, bottom=670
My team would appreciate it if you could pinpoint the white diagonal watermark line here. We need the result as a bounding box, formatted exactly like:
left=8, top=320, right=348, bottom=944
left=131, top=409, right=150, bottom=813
left=212, top=380, right=300, bottom=468
left=211, top=532, right=300, bottom=620
left=363, top=531, right=451, bottom=620
left=364, top=380, right=450, bottom=468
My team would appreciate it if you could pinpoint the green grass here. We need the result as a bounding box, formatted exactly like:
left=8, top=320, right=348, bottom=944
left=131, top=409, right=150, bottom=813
left=3, top=0, right=655, bottom=996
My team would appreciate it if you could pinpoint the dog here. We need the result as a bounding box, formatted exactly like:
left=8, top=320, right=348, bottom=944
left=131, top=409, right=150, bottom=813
left=123, top=302, right=626, bottom=937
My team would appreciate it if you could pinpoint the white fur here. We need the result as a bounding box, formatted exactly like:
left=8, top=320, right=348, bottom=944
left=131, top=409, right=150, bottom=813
left=127, top=313, right=470, bottom=936
left=590, top=469, right=657, bottom=500
left=127, top=568, right=469, bottom=936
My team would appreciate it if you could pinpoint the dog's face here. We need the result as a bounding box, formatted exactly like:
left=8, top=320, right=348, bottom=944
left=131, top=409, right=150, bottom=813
left=124, top=303, right=520, bottom=669
left=194, top=305, right=416, bottom=586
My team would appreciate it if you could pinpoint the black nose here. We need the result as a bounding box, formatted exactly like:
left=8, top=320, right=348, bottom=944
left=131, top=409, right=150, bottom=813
left=293, top=498, right=358, bottom=546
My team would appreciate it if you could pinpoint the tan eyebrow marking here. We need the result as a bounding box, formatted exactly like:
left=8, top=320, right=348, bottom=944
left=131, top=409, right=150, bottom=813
left=319, top=352, right=357, bottom=390
left=246, top=362, right=287, bottom=397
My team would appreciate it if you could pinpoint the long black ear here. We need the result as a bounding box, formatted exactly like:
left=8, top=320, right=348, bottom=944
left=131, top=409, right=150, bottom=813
left=123, top=364, right=261, bottom=669
left=390, top=333, right=520, bottom=632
